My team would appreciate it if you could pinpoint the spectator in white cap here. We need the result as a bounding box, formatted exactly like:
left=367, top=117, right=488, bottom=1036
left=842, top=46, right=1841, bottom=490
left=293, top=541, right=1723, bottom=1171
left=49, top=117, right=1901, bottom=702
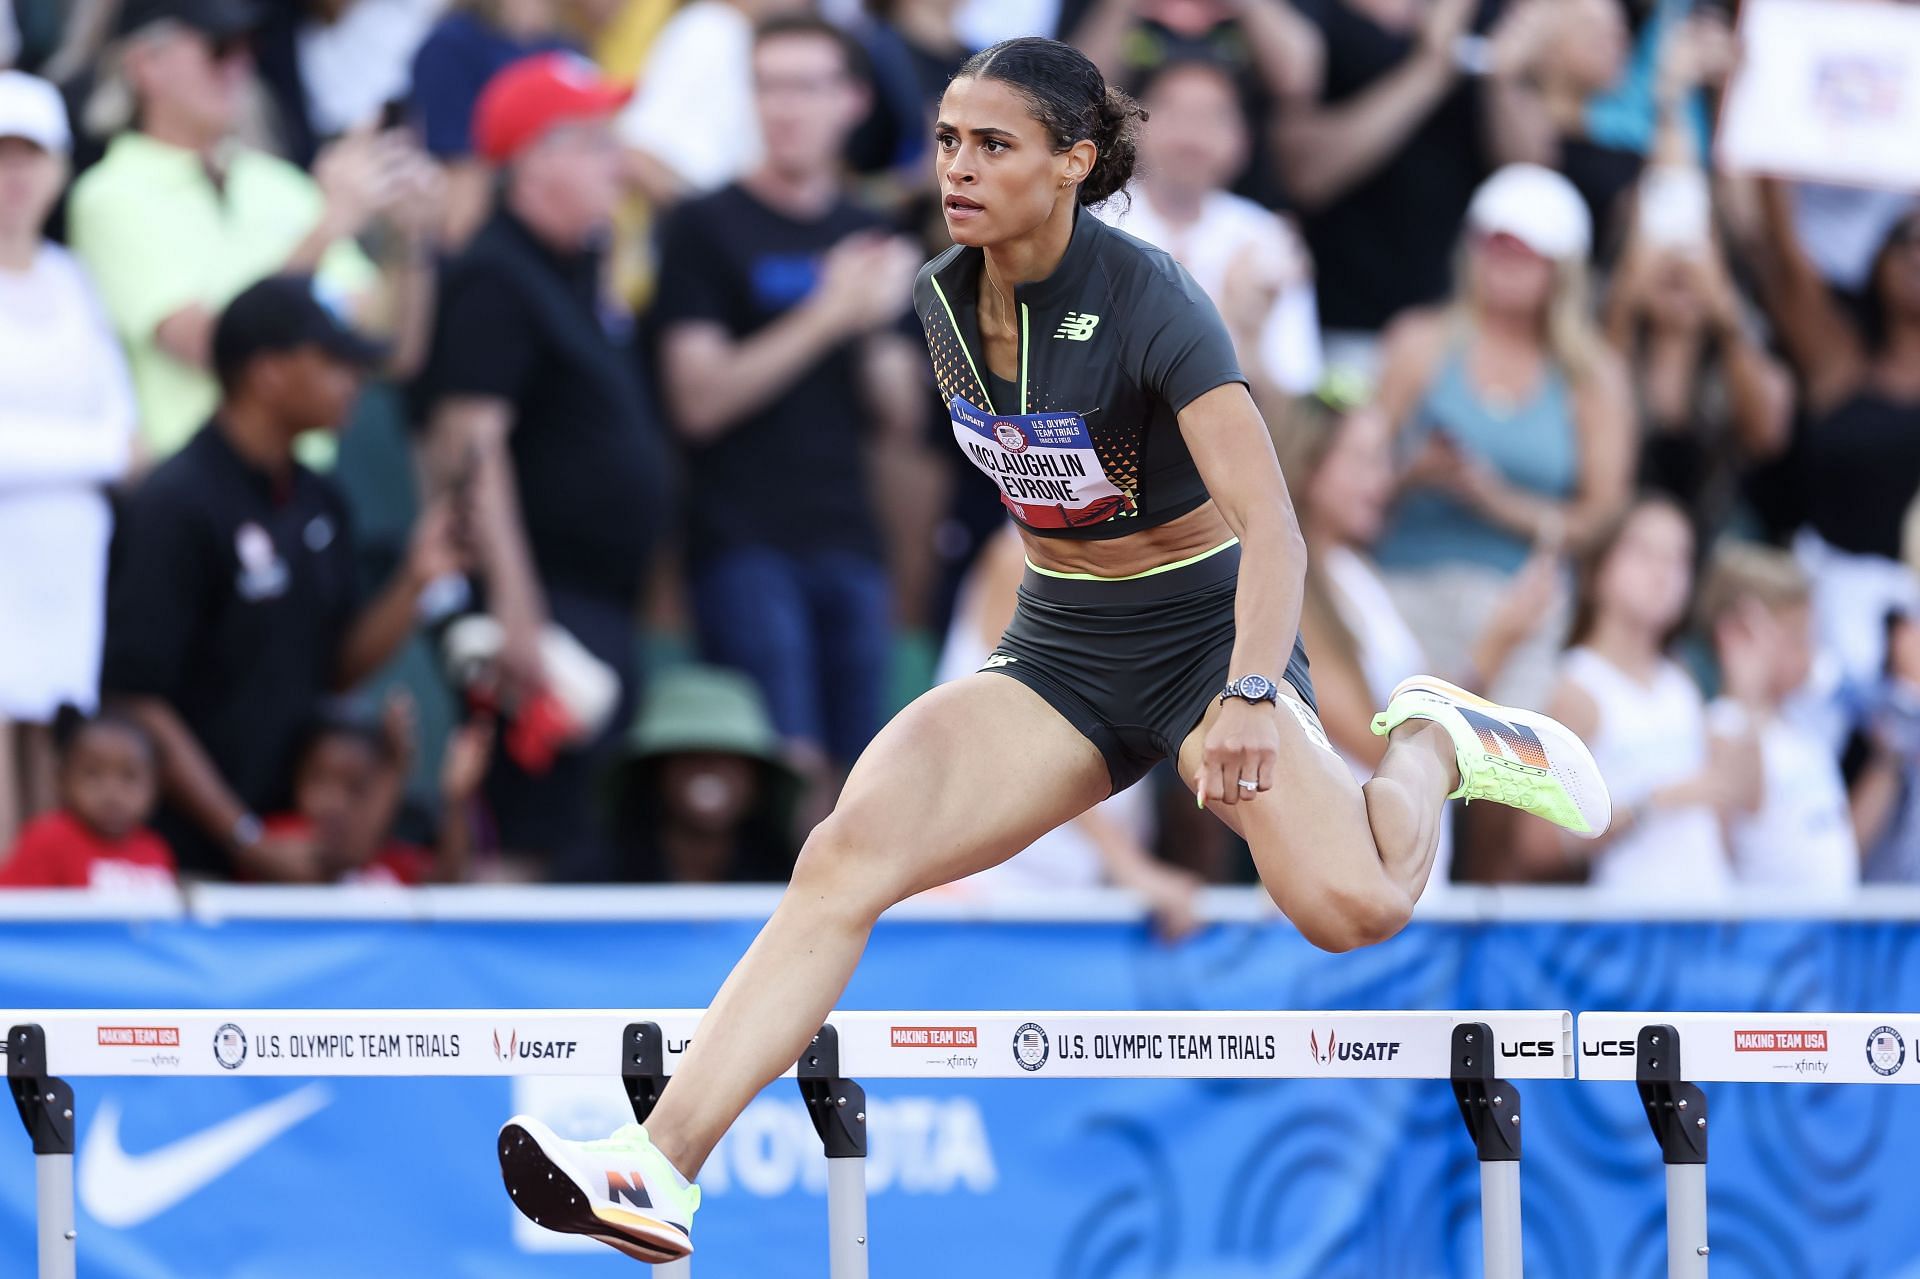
left=0, top=70, right=137, bottom=849
left=1370, top=161, right=1633, bottom=709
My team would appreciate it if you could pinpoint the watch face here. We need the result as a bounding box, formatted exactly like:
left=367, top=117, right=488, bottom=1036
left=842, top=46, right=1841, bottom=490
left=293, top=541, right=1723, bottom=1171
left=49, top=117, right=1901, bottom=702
left=1239, top=675, right=1273, bottom=700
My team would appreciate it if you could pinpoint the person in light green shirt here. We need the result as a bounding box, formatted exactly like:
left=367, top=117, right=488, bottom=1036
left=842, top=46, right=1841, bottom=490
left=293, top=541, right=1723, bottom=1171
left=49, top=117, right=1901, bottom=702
left=69, top=0, right=441, bottom=467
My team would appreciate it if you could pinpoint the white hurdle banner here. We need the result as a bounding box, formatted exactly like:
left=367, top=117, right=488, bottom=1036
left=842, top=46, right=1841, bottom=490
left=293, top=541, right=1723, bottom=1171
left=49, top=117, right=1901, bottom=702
left=6, top=1008, right=1571, bottom=1279
left=1577, top=1011, right=1920, bottom=1279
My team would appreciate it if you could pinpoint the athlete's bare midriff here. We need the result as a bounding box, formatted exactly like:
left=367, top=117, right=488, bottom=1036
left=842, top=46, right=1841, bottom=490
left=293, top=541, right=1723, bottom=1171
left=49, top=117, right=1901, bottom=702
left=1016, top=498, right=1237, bottom=577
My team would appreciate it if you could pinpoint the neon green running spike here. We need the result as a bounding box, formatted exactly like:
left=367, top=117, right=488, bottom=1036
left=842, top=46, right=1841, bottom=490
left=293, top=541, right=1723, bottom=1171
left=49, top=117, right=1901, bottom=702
left=1371, top=675, right=1612, bottom=838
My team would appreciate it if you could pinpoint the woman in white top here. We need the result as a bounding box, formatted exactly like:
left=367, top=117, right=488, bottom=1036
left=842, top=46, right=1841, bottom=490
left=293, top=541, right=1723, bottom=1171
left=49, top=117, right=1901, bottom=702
left=1528, top=495, right=1748, bottom=894
left=1269, top=383, right=1558, bottom=889
left=0, top=73, right=137, bottom=843
left=1096, top=58, right=1321, bottom=398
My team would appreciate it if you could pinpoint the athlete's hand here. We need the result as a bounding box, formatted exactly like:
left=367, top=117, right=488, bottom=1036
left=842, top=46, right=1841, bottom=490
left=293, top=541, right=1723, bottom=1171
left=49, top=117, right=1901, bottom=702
left=1196, top=697, right=1281, bottom=807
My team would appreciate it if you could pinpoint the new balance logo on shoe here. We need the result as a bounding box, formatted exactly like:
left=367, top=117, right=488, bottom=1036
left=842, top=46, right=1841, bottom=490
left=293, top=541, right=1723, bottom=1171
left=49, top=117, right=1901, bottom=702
left=606, top=1172, right=653, bottom=1210
left=1458, top=707, right=1549, bottom=770
left=1053, top=312, right=1100, bottom=341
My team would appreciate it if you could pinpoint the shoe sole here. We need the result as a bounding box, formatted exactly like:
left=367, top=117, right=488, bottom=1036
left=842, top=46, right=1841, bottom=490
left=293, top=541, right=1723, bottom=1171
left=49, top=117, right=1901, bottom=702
left=498, top=1120, right=693, bottom=1264
left=1387, top=675, right=1613, bottom=839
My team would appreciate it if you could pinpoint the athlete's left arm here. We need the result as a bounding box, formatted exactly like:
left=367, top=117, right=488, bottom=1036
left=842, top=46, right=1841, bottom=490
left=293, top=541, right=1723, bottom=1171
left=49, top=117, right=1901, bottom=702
left=1179, top=381, right=1309, bottom=804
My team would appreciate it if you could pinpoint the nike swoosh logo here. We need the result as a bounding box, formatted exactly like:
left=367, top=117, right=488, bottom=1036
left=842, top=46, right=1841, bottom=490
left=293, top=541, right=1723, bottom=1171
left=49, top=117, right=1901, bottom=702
left=79, top=1084, right=331, bottom=1227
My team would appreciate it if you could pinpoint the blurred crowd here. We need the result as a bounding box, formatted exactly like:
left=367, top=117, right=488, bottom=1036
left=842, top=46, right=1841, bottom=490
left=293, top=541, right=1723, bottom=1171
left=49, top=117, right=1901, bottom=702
left=0, top=0, right=1916, bottom=929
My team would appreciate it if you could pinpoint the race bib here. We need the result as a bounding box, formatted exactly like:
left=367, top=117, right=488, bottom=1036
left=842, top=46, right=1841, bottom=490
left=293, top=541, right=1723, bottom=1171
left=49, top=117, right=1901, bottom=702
left=949, top=396, right=1134, bottom=530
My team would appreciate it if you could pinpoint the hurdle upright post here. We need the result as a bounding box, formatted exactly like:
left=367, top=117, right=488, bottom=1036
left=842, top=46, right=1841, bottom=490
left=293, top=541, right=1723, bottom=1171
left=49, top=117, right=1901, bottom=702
left=621, top=1022, right=690, bottom=1279
left=7, top=1024, right=76, bottom=1279
left=798, top=1024, right=868, bottom=1279
left=1635, top=1023, right=1708, bottom=1278
left=1451, top=1021, right=1525, bottom=1279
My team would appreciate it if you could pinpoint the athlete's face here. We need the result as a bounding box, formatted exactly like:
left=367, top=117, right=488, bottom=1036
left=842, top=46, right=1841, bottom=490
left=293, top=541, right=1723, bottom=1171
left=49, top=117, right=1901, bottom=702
left=935, top=76, right=1094, bottom=248
left=1309, top=408, right=1394, bottom=546
left=1598, top=502, right=1694, bottom=637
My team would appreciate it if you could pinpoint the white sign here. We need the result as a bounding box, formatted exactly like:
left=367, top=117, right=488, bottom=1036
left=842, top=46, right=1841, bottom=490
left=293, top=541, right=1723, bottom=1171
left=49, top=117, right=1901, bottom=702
left=1577, top=1011, right=1920, bottom=1084
left=1718, top=0, right=1920, bottom=190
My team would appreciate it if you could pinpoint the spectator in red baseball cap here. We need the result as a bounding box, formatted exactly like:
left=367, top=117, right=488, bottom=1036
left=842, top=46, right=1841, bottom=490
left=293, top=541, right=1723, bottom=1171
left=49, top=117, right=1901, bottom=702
left=413, top=52, right=671, bottom=880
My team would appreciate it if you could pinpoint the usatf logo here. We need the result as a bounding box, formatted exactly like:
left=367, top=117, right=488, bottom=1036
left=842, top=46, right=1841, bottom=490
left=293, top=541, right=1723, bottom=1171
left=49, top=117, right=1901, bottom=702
left=1012, top=1023, right=1049, bottom=1071
left=1867, top=1026, right=1905, bottom=1077
left=1309, top=1031, right=1400, bottom=1064
left=493, top=1029, right=579, bottom=1061
left=1458, top=707, right=1549, bottom=771
left=212, top=1023, right=247, bottom=1070
left=1053, top=312, right=1100, bottom=341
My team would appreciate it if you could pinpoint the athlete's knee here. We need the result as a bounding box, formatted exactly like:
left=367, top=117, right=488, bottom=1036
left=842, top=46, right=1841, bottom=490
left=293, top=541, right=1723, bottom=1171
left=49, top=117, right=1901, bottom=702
left=1285, top=876, right=1413, bottom=954
left=790, top=812, right=907, bottom=918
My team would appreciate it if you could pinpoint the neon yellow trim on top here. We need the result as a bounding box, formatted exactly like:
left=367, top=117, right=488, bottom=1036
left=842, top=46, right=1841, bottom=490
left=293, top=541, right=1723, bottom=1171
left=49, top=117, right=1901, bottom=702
left=1018, top=302, right=1031, bottom=414
left=930, top=277, right=995, bottom=415
left=1024, top=538, right=1240, bottom=582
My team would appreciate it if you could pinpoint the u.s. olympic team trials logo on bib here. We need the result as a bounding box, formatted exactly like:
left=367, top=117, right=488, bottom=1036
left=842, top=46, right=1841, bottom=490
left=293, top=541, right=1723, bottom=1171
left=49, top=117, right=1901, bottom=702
left=993, top=420, right=1028, bottom=452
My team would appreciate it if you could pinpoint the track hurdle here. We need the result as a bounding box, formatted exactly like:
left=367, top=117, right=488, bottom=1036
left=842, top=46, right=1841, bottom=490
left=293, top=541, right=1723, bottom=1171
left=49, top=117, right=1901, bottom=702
left=1577, top=1011, right=1920, bottom=1278
left=8, top=1008, right=1572, bottom=1279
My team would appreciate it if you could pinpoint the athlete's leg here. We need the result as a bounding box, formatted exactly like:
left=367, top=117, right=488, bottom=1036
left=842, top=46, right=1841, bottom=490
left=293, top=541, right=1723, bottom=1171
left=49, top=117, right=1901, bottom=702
left=644, top=673, right=1109, bottom=1178
left=1179, top=691, right=1454, bottom=953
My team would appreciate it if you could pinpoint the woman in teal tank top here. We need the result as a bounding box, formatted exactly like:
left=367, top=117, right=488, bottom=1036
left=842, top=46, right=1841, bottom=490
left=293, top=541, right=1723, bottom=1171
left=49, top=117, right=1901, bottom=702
left=1371, top=165, right=1636, bottom=711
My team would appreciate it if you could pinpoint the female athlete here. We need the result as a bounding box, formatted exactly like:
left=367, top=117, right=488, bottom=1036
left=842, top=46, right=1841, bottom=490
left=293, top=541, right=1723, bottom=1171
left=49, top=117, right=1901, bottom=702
left=496, top=36, right=1611, bottom=1263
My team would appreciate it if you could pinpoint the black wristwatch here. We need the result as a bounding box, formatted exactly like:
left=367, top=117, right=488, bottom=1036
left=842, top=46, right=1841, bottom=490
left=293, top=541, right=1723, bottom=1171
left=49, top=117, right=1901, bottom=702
left=1220, top=674, right=1280, bottom=707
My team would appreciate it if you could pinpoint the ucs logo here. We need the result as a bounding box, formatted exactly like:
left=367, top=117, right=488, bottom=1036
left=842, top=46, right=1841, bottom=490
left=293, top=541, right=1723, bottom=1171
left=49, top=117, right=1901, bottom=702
left=1500, top=1040, right=1555, bottom=1058
left=1581, top=1039, right=1635, bottom=1058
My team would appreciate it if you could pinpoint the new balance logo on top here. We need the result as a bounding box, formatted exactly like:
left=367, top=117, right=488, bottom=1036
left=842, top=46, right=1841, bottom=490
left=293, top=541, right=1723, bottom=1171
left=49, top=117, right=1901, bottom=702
left=1053, top=312, right=1100, bottom=341
left=981, top=653, right=1018, bottom=669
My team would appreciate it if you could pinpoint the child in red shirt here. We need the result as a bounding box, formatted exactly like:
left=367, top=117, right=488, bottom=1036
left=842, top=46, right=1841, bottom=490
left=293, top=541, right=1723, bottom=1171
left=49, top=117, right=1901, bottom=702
left=0, top=712, right=175, bottom=891
left=265, top=697, right=493, bottom=885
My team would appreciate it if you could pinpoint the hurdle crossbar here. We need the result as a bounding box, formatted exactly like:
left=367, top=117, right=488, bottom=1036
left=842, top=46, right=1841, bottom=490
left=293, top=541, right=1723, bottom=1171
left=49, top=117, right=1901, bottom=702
left=1577, top=1010, right=1920, bottom=1279
left=8, top=1009, right=1572, bottom=1279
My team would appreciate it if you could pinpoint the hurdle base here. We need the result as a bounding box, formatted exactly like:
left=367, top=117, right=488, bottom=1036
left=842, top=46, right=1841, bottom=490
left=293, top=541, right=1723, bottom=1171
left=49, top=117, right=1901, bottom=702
left=9, top=1024, right=76, bottom=1279
left=799, top=1025, right=869, bottom=1279
left=1451, top=1021, right=1524, bottom=1279
left=1636, top=1023, right=1708, bottom=1279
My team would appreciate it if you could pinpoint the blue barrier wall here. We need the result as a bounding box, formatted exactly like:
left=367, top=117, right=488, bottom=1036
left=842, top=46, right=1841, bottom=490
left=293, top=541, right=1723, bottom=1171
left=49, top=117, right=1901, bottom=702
left=3, top=907, right=1919, bottom=1278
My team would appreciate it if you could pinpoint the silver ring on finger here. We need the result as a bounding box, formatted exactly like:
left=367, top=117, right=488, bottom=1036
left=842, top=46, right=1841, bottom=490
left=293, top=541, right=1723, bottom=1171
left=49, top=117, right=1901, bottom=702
left=1237, top=778, right=1259, bottom=792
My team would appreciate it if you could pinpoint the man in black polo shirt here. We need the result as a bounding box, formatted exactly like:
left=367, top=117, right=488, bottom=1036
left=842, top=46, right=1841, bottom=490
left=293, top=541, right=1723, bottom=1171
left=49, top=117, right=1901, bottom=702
left=413, top=54, right=668, bottom=877
left=653, top=17, right=921, bottom=788
left=102, top=276, right=461, bottom=879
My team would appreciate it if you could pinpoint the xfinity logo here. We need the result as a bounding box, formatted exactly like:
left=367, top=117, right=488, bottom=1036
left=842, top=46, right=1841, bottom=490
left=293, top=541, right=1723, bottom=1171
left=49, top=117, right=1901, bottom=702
left=1581, top=1039, right=1635, bottom=1058
left=1500, top=1040, right=1555, bottom=1059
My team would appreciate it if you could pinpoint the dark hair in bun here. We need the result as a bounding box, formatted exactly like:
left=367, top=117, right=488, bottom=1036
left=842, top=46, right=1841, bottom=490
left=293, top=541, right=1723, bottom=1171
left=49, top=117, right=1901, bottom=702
left=954, top=37, right=1147, bottom=207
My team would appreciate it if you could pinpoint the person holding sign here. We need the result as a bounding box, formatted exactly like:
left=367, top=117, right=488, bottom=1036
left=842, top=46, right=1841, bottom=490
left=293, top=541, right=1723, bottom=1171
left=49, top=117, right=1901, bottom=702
left=494, top=37, right=1613, bottom=1263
